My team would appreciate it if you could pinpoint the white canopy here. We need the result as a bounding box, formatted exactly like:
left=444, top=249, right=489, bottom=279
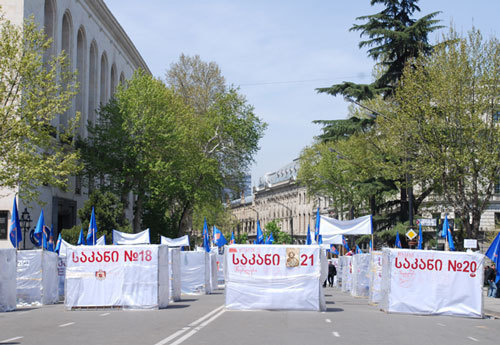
left=112, top=229, right=150, bottom=245
left=96, top=235, right=106, bottom=246
left=161, top=235, right=189, bottom=247
left=319, top=215, right=372, bottom=243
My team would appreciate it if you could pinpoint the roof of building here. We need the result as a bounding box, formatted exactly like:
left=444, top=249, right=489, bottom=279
left=256, top=159, right=299, bottom=190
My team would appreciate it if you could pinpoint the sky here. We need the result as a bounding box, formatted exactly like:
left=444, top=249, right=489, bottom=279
left=105, top=0, right=500, bottom=187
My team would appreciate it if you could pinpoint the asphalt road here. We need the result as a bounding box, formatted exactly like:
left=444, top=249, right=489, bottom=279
left=1, top=288, right=498, bottom=345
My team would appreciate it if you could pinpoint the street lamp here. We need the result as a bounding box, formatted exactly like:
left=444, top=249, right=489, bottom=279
left=20, top=208, right=32, bottom=250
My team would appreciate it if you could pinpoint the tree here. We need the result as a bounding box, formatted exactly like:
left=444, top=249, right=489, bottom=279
left=0, top=12, right=80, bottom=201
left=379, top=28, right=500, bottom=239
left=264, top=220, right=292, bottom=244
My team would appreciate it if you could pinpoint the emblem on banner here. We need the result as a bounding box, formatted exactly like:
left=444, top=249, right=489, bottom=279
left=95, top=269, right=106, bottom=280
left=286, top=248, right=300, bottom=267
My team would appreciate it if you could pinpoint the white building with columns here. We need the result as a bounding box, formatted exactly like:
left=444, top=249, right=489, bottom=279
left=0, top=0, right=149, bottom=248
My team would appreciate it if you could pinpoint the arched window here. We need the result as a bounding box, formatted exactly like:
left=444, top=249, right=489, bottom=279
left=110, top=63, right=117, bottom=96
left=119, top=72, right=125, bottom=85
left=60, top=10, right=73, bottom=128
left=88, top=41, right=98, bottom=126
left=43, top=0, right=56, bottom=62
left=100, top=52, right=109, bottom=105
left=76, top=27, right=87, bottom=137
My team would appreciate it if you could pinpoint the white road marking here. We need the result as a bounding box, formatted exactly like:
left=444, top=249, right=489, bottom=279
left=0, top=336, right=23, bottom=343
left=437, top=323, right=446, bottom=327
left=467, top=337, right=479, bottom=342
left=59, top=322, right=75, bottom=328
left=153, top=305, right=224, bottom=345
left=100, top=313, right=110, bottom=316
left=169, top=309, right=225, bottom=345
left=325, top=318, right=331, bottom=323
left=332, top=332, right=340, bottom=337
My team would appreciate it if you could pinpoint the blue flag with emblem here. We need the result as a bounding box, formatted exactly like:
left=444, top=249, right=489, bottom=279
left=486, top=232, right=500, bottom=283
left=47, top=225, right=55, bottom=252
left=314, top=207, right=320, bottom=242
left=230, top=231, right=235, bottom=244
left=9, top=196, right=22, bottom=248
left=330, top=245, right=339, bottom=255
left=55, top=233, right=62, bottom=254
left=356, top=245, right=363, bottom=254
left=33, top=209, right=45, bottom=247
left=203, top=218, right=210, bottom=252
left=306, top=224, right=312, bottom=245
left=447, top=223, right=455, bottom=251
left=342, top=235, right=350, bottom=252
left=265, top=232, right=274, bottom=244
left=86, top=207, right=98, bottom=245
left=417, top=223, right=423, bottom=250
left=395, top=231, right=402, bottom=248
left=77, top=228, right=85, bottom=246
left=256, top=220, right=264, bottom=244
left=213, top=226, right=227, bottom=247
left=441, top=215, right=449, bottom=238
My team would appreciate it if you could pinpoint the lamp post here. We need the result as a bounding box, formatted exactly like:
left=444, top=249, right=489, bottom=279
left=20, top=208, right=32, bottom=250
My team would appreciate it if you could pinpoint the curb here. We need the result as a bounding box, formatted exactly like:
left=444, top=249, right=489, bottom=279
left=484, top=309, right=500, bottom=319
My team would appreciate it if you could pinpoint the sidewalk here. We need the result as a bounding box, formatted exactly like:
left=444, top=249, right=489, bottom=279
left=484, top=288, right=500, bottom=318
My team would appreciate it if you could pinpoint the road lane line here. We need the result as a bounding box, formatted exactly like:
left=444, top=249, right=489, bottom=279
left=325, top=319, right=331, bottom=323
left=0, top=336, right=23, bottom=343
left=332, top=332, right=340, bottom=337
left=153, top=306, right=224, bottom=345
left=100, top=313, right=110, bottom=316
left=59, top=322, right=75, bottom=328
left=169, top=309, right=225, bottom=345
left=437, top=323, right=446, bottom=327
left=467, top=337, right=479, bottom=342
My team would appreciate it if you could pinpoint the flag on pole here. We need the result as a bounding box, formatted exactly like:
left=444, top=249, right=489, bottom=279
left=47, top=225, right=55, bottom=252
left=330, top=245, right=339, bottom=255
left=55, top=233, right=62, bottom=254
left=342, top=235, right=350, bottom=252
left=203, top=218, right=210, bottom=252
left=33, top=209, right=45, bottom=247
left=77, top=228, right=85, bottom=246
left=485, top=232, right=500, bottom=283
left=395, top=231, right=402, bottom=248
left=265, top=232, right=274, bottom=244
left=441, top=215, right=449, bottom=238
left=356, top=245, right=363, bottom=254
left=318, top=234, right=323, bottom=245
left=314, top=207, right=320, bottom=242
left=256, top=220, right=264, bottom=244
left=306, top=224, right=312, bottom=245
left=369, top=240, right=373, bottom=252
left=9, top=196, right=22, bottom=248
left=417, top=223, right=423, bottom=250
left=447, top=225, right=455, bottom=251
left=42, top=229, right=48, bottom=250
left=230, top=231, right=235, bottom=244
left=86, top=207, right=98, bottom=245
left=213, top=226, right=227, bottom=247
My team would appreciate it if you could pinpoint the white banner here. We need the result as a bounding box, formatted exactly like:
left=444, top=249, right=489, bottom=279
left=225, top=245, right=326, bottom=311
left=96, top=235, right=106, bottom=246
left=380, top=249, right=484, bottom=318
left=58, top=239, right=73, bottom=257
left=65, top=245, right=169, bottom=309
left=161, top=235, right=189, bottom=247
left=112, top=229, right=150, bottom=245
left=319, top=215, right=372, bottom=243
left=369, top=251, right=383, bottom=305
left=0, top=249, right=16, bottom=312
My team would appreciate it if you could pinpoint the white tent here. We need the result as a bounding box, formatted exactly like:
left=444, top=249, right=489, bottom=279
left=351, top=254, right=371, bottom=298
left=17, top=250, right=58, bottom=305
left=340, top=256, right=352, bottom=293
left=169, top=247, right=181, bottom=302
left=369, top=251, right=384, bottom=305
left=180, top=251, right=211, bottom=295
left=0, top=248, right=16, bottom=312
left=319, top=215, right=372, bottom=244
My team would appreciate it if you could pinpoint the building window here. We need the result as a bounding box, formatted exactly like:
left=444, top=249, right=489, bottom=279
left=495, top=179, right=500, bottom=194
left=495, top=213, right=500, bottom=229
left=0, top=211, right=8, bottom=239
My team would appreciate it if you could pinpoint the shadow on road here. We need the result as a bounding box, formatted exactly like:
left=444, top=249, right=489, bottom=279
left=167, top=304, right=190, bottom=309
left=326, top=307, right=344, bottom=313
left=178, top=298, right=198, bottom=302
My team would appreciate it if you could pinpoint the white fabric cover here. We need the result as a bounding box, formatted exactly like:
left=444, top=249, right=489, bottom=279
left=57, top=256, right=66, bottom=299
left=17, top=250, right=58, bottom=305
left=210, top=252, right=218, bottom=291
left=58, top=239, right=73, bottom=257
left=225, top=245, right=326, bottom=311
left=112, top=229, right=150, bottom=245
left=161, top=235, right=189, bottom=247
left=0, top=249, right=16, bottom=312
left=216, top=253, right=225, bottom=285
left=351, top=254, right=371, bottom=297
left=96, top=235, right=106, bottom=246
left=369, top=251, right=383, bottom=305
left=331, top=258, right=339, bottom=287
left=65, top=245, right=169, bottom=309
left=379, top=249, right=484, bottom=318
left=180, top=251, right=210, bottom=295
left=340, top=256, right=352, bottom=292
left=169, top=248, right=181, bottom=301
left=319, top=215, right=372, bottom=243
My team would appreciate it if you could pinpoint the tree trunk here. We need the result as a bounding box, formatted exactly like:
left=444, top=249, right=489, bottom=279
left=177, top=202, right=192, bottom=236
left=133, top=188, right=144, bottom=233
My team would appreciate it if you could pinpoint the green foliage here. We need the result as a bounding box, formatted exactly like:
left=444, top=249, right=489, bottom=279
left=264, top=220, right=292, bottom=244
left=61, top=190, right=131, bottom=244
left=0, top=12, right=80, bottom=202
left=235, top=232, right=248, bottom=244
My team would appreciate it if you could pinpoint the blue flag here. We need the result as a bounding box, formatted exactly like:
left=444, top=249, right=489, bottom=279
left=86, top=207, right=98, bottom=245
left=356, top=245, right=363, bottom=254
left=77, top=228, right=85, bottom=245
left=33, top=209, right=45, bottom=247
left=230, top=231, right=235, bottom=244
left=256, top=220, right=264, bottom=244
left=441, top=215, right=449, bottom=238
left=342, top=235, right=350, bottom=251
left=485, top=232, right=500, bottom=283
left=417, top=223, right=423, bottom=250
left=369, top=240, right=373, bottom=252
left=447, top=225, right=455, bottom=251
left=330, top=245, right=339, bottom=255
left=395, top=231, right=402, bottom=248
left=55, top=233, right=62, bottom=254
left=306, top=224, right=312, bottom=245
left=47, top=225, right=55, bottom=252
left=314, top=207, right=320, bottom=242
left=213, top=226, right=227, bottom=247
left=42, top=230, right=47, bottom=250
left=318, top=234, right=323, bottom=245
left=202, top=218, right=210, bottom=252
left=265, top=232, right=274, bottom=244
left=9, top=196, right=22, bottom=248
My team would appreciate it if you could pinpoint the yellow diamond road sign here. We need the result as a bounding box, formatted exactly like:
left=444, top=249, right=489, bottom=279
left=406, top=229, right=418, bottom=240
